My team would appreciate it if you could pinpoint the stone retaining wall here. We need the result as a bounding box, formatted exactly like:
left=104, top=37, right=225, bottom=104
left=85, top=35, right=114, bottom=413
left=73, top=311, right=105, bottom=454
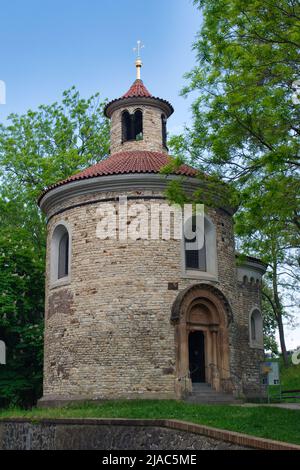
left=0, top=419, right=298, bottom=450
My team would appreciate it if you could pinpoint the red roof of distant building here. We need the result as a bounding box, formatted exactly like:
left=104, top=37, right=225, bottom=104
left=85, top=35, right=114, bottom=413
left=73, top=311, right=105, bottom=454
left=122, top=79, right=152, bottom=98
left=38, top=151, right=198, bottom=202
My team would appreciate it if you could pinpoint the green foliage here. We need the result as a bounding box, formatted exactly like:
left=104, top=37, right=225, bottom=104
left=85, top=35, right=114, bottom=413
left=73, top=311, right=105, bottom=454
left=0, top=88, right=109, bottom=406
left=280, top=361, right=300, bottom=390
left=0, top=238, right=44, bottom=407
left=172, top=0, right=300, bottom=223
left=181, top=0, right=299, bottom=171
left=0, top=87, right=110, bottom=200
left=164, top=179, right=190, bottom=207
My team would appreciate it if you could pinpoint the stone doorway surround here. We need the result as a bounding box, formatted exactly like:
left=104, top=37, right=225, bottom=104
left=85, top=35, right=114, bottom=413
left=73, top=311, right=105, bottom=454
left=171, top=283, right=233, bottom=398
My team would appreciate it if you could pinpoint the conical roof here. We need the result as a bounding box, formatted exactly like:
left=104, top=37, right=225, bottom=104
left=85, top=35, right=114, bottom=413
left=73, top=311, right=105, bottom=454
left=122, top=79, right=152, bottom=98
left=38, top=151, right=198, bottom=203
left=104, top=79, right=173, bottom=118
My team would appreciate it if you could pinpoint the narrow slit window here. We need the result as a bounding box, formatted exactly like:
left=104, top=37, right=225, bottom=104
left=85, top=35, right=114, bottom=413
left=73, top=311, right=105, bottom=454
left=58, top=231, right=69, bottom=279
left=122, top=111, right=132, bottom=142
left=134, top=110, right=143, bottom=140
left=185, top=217, right=207, bottom=271
left=51, top=223, right=71, bottom=284
left=251, top=314, right=256, bottom=340
left=249, top=309, right=263, bottom=347
left=161, top=114, right=167, bottom=148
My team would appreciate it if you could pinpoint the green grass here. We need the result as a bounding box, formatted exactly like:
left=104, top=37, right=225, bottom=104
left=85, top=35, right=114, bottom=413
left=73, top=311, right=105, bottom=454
left=281, top=361, right=300, bottom=390
left=1, top=400, right=300, bottom=445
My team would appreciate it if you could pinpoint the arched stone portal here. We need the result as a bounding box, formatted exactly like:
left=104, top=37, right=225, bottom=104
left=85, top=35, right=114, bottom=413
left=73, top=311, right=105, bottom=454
left=171, top=284, right=233, bottom=397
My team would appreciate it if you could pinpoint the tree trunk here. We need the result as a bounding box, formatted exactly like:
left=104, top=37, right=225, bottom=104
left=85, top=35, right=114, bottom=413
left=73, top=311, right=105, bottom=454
left=276, top=310, right=289, bottom=367
left=262, top=291, right=289, bottom=367
left=272, top=262, right=289, bottom=367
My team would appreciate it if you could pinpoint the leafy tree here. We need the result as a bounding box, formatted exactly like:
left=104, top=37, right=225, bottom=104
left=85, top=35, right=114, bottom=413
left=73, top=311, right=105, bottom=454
left=175, top=0, right=299, bottom=178
left=0, top=87, right=110, bottom=200
left=236, top=208, right=299, bottom=365
left=167, top=0, right=300, bottom=360
left=0, top=88, right=109, bottom=406
left=234, top=176, right=300, bottom=365
left=169, top=0, right=300, bottom=230
left=0, top=236, right=44, bottom=407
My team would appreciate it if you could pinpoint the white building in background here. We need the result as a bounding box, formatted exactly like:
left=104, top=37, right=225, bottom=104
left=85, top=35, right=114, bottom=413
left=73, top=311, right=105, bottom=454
left=0, top=340, right=6, bottom=365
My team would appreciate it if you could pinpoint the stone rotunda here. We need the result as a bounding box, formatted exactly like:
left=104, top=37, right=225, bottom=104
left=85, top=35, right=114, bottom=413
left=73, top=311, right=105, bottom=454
left=38, top=56, right=267, bottom=406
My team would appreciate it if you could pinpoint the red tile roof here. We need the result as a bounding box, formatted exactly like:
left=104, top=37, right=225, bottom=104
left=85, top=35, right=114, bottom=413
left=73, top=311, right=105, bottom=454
left=122, top=79, right=152, bottom=98
left=104, top=80, right=173, bottom=118
left=38, top=151, right=198, bottom=202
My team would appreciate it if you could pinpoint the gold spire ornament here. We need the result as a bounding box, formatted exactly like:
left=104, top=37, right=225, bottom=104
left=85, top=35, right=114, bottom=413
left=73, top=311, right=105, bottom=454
left=133, top=40, right=144, bottom=80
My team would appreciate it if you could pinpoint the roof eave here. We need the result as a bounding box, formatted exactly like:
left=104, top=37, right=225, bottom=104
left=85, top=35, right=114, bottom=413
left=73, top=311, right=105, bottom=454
left=104, top=96, right=174, bottom=118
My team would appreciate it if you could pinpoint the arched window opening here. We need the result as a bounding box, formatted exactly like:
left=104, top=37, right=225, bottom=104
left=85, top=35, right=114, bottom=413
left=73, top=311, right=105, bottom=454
left=251, top=314, right=256, bottom=341
left=249, top=309, right=263, bottom=348
left=184, top=216, right=206, bottom=271
left=183, top=215, right=217, bottom=279
left=161, top=114, right=167, bottom=148
left=122, top=111, right=132, bottom=142
left=58, top=231, right=69, bottom=279
left=134, top=110, right=143, bottom=140
left=51, top=223, right=71, bottom=284
left=122, top=110, right=143, bottom=143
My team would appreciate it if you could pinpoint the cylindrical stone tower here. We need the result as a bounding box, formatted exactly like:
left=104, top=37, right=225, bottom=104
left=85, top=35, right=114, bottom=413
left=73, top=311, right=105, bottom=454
left=38, top=59, right=266, bottom=406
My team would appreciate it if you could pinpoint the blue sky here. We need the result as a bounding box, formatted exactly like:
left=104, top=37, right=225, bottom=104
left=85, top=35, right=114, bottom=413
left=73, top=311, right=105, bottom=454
left=0, top=0, right=201, bottom=133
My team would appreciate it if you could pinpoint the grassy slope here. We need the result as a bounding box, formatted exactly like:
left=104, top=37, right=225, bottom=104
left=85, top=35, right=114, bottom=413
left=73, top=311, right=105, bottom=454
left=281, top=362, right=300, bottom=390
left=269, top=360, right=300, bottom=401
left=1, top=358, right=299, bottom=444
left=0, top=400, right=300, bottom=445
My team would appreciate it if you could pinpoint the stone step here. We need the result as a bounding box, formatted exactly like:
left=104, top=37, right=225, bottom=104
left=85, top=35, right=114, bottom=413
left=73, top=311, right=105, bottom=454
left=192, top=384, right=212, bottom=389
left=186, top=395, right=238, bottom=404
left=190, top=394, right=235, bottom=399
left=186, top=396, right=235, bottom=400
left=188, top=394, right=235, bottom=398
left=186, top=399, right=237, bottom=405
left=185, top=381, right=240, bottom=405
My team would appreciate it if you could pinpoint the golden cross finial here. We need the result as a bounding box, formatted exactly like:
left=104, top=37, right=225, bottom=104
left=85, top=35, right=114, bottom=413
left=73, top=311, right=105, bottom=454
left=133, top=40, right=144, bottom=80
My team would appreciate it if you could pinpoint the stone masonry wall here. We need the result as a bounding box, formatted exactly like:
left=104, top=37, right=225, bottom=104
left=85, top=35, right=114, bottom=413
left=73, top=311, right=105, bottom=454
left=1, top=419, right=299, bottom=450
left=0, top=421, right=250, bottom=450
left=234, top=280, right=266, bottom=398
left=41, top=187, right=263, bottom=401
left=110, top=105, right=167, bottom=154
